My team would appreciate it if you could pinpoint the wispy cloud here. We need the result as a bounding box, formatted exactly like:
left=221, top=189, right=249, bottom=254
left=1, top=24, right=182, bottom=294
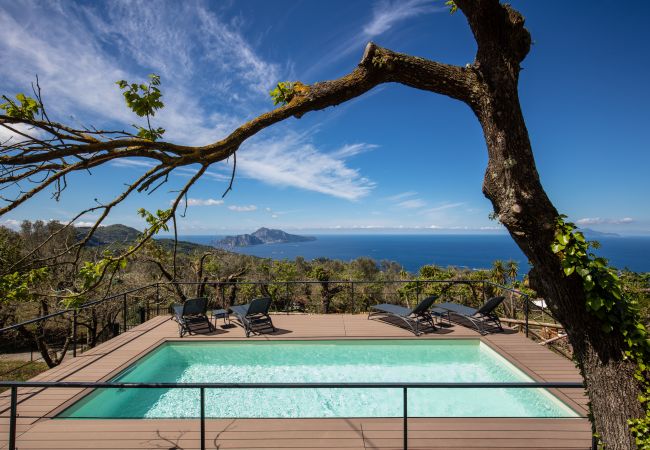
left=421, top=202, right=465, bottom=214
left=303, top=0, right=444, bottom=79
left=577, top=217, right=634, bottom=226
left=228, top=205, right=257, bottom=212
left=330, top=143, right=378, bottom=159
left=110, top=159, right=157, bottom=169
left=236, top=132, right=376, bottom=201
left=0, top=1, right=380, bottom=209
left=1, top=219, right=21, bottom=230
left=0, top=123, right=45, bottom=144
left=397, top=199, right=426, bottom=209
left=385, top=191, right=418, bottom=202
left=177, top=198, right=224, bottom=207
left=0, top=0, right=280, bottom=147
left=74, top=221, right=100, bottom=227
left=364, top=0, right=443, bottom=37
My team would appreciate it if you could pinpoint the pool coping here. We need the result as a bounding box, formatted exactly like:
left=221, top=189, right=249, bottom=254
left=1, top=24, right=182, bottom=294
left=0, top=314, right=591, bottom=450
left=48, top=335, right=586, bottom=420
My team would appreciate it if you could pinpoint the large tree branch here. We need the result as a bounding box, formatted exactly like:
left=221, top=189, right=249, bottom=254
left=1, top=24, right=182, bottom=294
left=1, top=43, right=476, bottom=172
left=0, top=43, right=478, bottom=271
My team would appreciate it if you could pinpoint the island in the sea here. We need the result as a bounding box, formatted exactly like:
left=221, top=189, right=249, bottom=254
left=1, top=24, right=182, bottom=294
left=216, top=227, right=317, bottom=247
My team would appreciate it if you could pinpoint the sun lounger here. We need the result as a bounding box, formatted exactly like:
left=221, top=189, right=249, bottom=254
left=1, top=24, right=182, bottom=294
left=435, top=296, right=505, bottom=334
left=172, top=297, right=213, bottom=337
left=229, top=297, right=276, bottom=337
left=368, top=295, right=437, bottom=336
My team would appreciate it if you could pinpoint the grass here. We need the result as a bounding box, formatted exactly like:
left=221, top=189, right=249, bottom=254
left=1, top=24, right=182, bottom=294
left=0, top=360, right=49, bottom=391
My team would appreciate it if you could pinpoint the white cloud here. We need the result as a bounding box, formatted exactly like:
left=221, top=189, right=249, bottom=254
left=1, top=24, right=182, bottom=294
left=0, top=2, right=382, bottom=214
left=0, top=1, right=281, bottom=147
left=183, top=198, right=224, bottom=207
left=330, top=143, right=378, bottom=158
left=237, top=132, right=376, bottom=201
left=421, top=202, right=465, bottom=214
left=110, top=159, right=157, bottom=169
left=302, top=0, right=444, bottom=79
left=0, top=123, right=45, bottom=144
left=228, top=205, right=257, bottom=212
left=397, top=199, right=426, bottom=209
left=74, top=221, right=100, bottom=227
left=385, top=191, right=417, bottom=202
left=364, top=0, right=443, bottom=37
left=1, top=219, right=21, bottom=230
left=577, top=217, right=634, bottom=225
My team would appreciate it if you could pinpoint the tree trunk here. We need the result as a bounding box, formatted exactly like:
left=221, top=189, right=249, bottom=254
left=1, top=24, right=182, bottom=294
left=466, top=30, right=643, bottom=449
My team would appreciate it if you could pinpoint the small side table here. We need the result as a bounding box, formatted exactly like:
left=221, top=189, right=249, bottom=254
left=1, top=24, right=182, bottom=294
left=212, top=308, right=230, bottom=327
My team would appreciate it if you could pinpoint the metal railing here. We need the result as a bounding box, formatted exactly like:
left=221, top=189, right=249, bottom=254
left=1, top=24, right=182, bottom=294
left=0, top=380, right=584, bottom=450
left=0, top=279, right=544, bottom=372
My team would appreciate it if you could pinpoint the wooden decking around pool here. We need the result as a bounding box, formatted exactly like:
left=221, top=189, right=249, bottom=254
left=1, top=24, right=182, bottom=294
left=0, top=314, right=591, bottom=449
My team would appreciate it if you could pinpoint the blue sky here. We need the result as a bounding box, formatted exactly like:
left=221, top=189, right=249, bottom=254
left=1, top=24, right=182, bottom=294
left=1, top=0, right=648, bottom=235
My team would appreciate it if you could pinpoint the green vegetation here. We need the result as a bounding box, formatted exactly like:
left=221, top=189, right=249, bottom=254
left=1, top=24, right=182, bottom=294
left=116, top=74, right=165, bottom=141
left=0, top=360, right=49, bottom=387
left=553, top=216, right=650, bottom=446
left=0, top=93, right=41, bottom=120
left=269, top=81, right=297, bottom=106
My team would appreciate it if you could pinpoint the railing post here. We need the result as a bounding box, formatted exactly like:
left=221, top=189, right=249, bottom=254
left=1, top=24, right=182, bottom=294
left=156, top=283, right=160, bottom=316
left=524, top=295, right=529, bottom=338
left=9, top=386, right=17, bottom=450
left=403, top=386, right=408, bottom=450
left=415, top=280, right=420, bottom=305
left=200, top=387, right=206, bottom=450
left=351, top=281, right=355, bottom=313
left=122, top=293, right=127, bottom=333
left=72, top=309, right=77, bottom=358
left=285, top=282, right=290, bottom=314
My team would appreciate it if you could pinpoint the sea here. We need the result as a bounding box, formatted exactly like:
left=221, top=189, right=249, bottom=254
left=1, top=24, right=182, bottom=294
left=170, top=234, right=650, bottom=274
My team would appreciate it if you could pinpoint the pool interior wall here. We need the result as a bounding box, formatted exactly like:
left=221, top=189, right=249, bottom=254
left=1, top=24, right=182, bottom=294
left=58, top=339, right=579, bottom=419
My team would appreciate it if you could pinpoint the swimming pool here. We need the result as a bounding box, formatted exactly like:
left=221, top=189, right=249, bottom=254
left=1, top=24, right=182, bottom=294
left=58, top=340, right=579, bottom=419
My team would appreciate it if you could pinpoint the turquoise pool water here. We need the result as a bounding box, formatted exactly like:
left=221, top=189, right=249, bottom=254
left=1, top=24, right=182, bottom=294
left=58, top=340, right=579, bottom=419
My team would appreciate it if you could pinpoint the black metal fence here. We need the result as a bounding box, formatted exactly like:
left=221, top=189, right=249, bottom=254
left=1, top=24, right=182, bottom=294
left=0, top=380, right=584, bottom=450
left=0, top=279, right=553, bottom=376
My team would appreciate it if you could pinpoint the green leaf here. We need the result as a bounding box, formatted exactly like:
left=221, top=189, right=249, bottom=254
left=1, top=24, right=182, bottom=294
left=444, top=0, right=458, bottom=14
left=563, top=266, right=575, bottom=276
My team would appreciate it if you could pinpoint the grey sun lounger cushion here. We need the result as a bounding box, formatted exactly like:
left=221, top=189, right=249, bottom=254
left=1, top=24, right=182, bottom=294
left=172, top=297, right=213, bottom=337
left=229, top=297, right=276, bottom=337
left=436, top=296, right=505, bottom=335
left=368, top=295, right=437, bottom=336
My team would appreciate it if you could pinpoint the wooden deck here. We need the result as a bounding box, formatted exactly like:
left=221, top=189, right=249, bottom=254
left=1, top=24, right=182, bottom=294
left=0, top=314, right=591, bottom=449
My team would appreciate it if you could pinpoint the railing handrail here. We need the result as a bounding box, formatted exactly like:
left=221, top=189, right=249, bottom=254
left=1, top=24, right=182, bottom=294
left=0, top=278, right=534, bottom=335
left=1, top=379, right=585, bottom=450
left=0, top=380, right=583, bottom=389
left=0, top=282, right=157, bottom=334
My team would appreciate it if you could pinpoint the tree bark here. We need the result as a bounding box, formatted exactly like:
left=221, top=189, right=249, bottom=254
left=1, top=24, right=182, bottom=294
left=454, top=1, right=643, bottom=447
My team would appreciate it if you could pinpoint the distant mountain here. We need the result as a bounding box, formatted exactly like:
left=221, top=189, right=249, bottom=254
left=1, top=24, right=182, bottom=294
left=581, top=228, right=621, bottom=238
left=75, top=224, right=212, bottom=253
left=75, top=224, right=141, bottom=246
left=217, top=227, right=316, bottom=247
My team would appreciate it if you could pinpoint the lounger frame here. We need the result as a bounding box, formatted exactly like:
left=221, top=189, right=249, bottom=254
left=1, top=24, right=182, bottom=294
left=437, top=296, right=505, bottom=335
left=230, top=297, right=276, bottom=337
left=368, top=296, right=437, bottom=336
left=172, top=297, right=214, bottom=337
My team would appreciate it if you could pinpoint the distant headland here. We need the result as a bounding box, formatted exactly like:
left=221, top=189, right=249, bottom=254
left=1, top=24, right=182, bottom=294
left=216, top=227, right=317, bottom=247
